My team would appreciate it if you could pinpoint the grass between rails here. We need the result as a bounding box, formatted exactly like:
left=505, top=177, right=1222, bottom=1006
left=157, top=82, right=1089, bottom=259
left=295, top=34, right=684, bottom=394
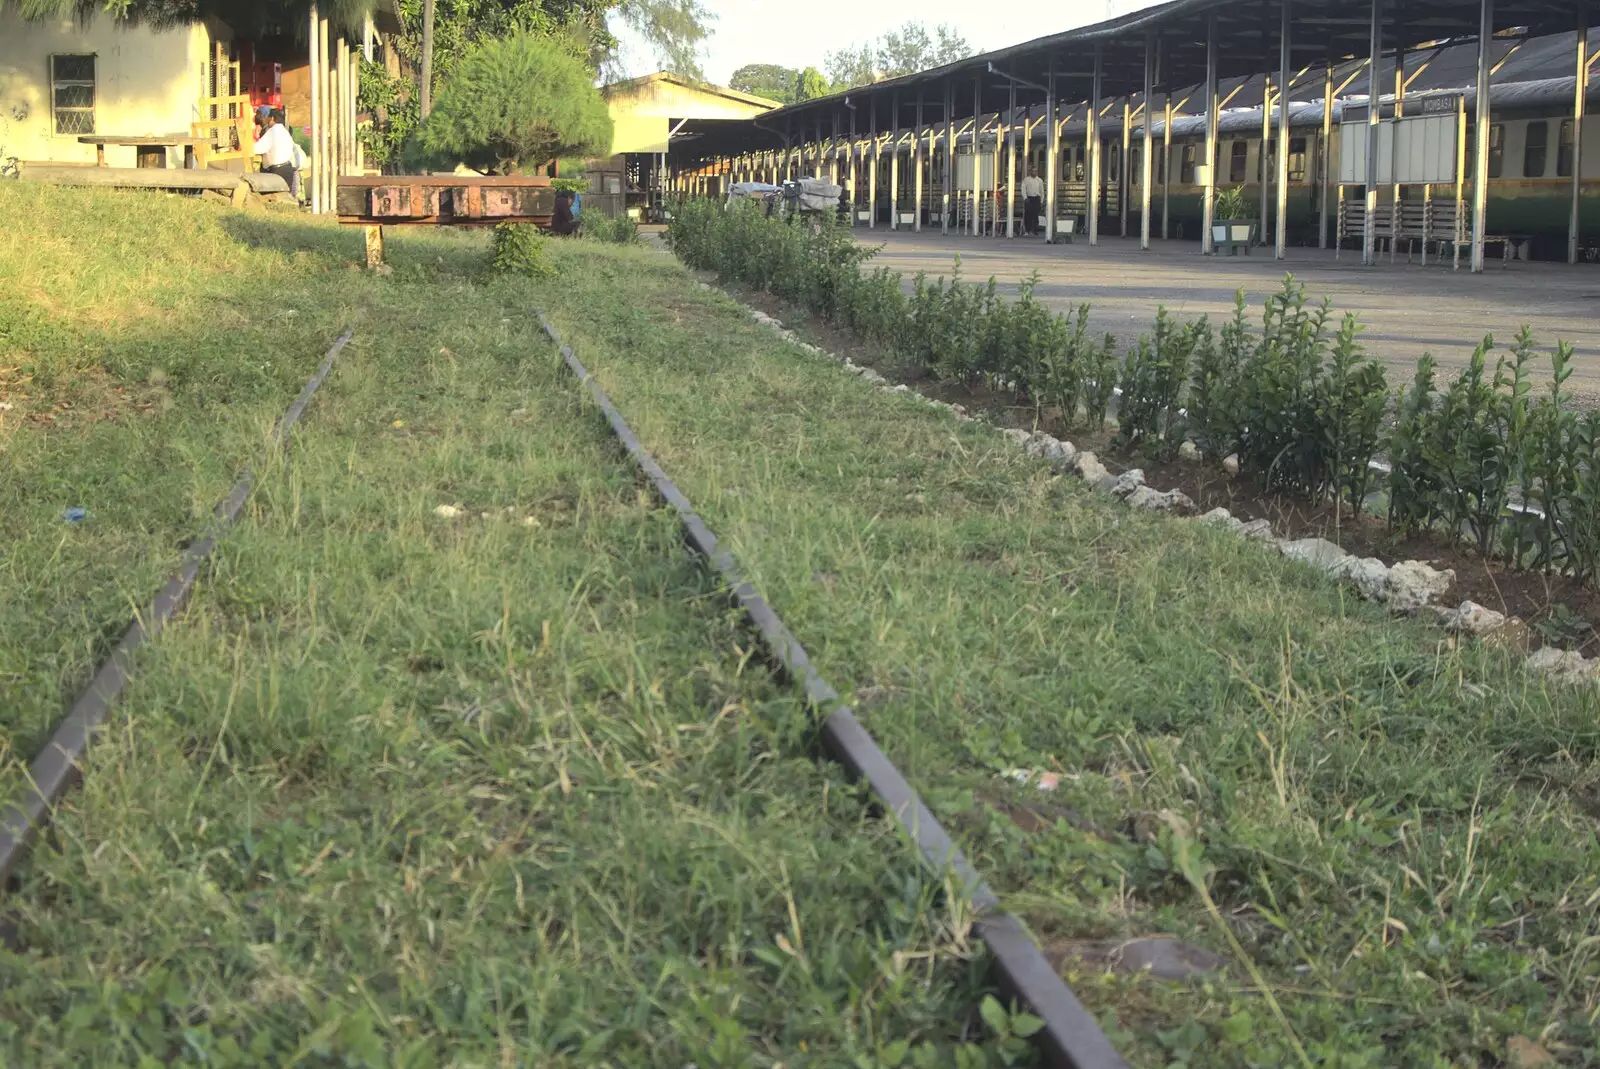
left=1, top=190, right=1021, bottom=1066
left=533, top=238, right=1600, bottom=1066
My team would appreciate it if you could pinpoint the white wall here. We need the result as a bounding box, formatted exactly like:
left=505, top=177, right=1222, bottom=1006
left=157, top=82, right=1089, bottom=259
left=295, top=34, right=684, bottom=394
left=0, top=11, right=213, bottom=167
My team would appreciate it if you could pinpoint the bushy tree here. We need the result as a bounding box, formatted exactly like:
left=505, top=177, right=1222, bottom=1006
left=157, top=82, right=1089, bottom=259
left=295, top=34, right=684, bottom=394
left=825, top=20, right=974, bottom=89
left=729, top=62, right=798, bottom=103
left=793, top=66, right=829, bottom=101
left=419, top=31, right=612, bottom=174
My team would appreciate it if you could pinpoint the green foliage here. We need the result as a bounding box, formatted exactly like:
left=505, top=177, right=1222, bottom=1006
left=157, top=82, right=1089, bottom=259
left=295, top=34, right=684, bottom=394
left=794, top=66, right=831, bottom=101
left=488, top=221, right=554, bottom=276
left=826, top=20, right=975, bottom=89
left=419, top=31, right=613, bottom=174
left=728, top=62, right=798, bottom=103
left=582, top=210, right=640, bottom=245
left=1214, top=186, right=1248, bottom=220
left=355, top=57, right=419, bottom=170
left=1116, top=308, right=1197, bottom=457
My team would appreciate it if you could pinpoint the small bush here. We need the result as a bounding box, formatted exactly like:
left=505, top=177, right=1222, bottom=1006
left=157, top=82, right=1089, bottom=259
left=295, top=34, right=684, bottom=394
left=582, top=212, right=640, bottom=245
left=488, top=222, right=553, bottom=278
left=1116, top=308, right=1197, bottom=456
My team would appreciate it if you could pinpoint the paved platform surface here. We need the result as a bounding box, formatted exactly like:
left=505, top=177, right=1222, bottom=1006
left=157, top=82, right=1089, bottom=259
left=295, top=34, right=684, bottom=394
left=856, top=229, right=1600, bottom=401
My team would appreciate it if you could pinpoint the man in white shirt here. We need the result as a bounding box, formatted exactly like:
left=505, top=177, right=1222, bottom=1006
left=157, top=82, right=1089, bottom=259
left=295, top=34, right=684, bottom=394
left=253, top=105, right=297, bottom=193
left=1020, top=167, right=1046, bottom=237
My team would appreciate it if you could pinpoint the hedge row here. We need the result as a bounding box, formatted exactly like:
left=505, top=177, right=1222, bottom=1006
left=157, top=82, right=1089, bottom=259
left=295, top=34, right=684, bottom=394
left=668, top=199, right=1600, bottom=583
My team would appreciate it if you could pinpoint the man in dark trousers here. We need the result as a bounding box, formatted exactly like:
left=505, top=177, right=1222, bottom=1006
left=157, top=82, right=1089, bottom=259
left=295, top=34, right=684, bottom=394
left=252, top=105, right=296, bottom=190
left=1020, top=166, right=1045, bottom=237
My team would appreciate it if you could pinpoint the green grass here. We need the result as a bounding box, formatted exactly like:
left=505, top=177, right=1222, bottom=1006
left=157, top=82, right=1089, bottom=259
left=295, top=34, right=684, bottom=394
left=10, top=185, right=1600, bottom=1068
left=531, top=239, right=1600, bottom=1067
left=0, top=188, right=1019, bottom=1067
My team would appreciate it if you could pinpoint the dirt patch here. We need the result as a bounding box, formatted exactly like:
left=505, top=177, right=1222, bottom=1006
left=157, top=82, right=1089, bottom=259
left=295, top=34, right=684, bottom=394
left=714, top=278, right=1600, bottom=655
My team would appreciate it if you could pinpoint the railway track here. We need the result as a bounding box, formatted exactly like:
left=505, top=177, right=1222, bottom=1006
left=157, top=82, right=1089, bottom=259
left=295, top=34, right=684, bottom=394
left=0, top=319, right=1125, bottom=1067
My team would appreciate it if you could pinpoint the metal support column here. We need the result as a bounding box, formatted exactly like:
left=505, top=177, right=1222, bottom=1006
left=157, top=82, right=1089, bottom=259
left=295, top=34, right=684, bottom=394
left=868, top=105, right=878, bottom=229
left=1471, top=0, right=1492, bottom=271
left=1090, top=43, right=1103, bottom=245
left=1162, top=92, right=1172, bottom=238
left=1364, top=0, right=1383, bottom=265
left=943, top=85, right=954, bottom=234
left=1121, top=98, right=1131, bottom=237
left=1006, top=79, right=1018, bottom=237
left=1142, top=34, right=1154, bottom=249
left=1046, top=66, right=1059, bottom=242
left=1202, top=15, right=1218, bottom=252
left=1570, top=8, right=1588, bottom=263
left=1320, top=61, right=1333, bottom=247
left=973, top=78, right=983, bottom=236
left=915, top=92, right=925, bottom=231
left=1261, top=74, right=1273, bottom=240
left=1277, top=1, right=1292, bottom=258
left=309, top=2, right=321, bottom=214
left=890, top=93, right=901, bottom=230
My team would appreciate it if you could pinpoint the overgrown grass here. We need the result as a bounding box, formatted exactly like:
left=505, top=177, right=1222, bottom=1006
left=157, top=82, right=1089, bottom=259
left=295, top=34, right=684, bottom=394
left=533, top=236, right=1600, bottom=1067
left=0, top=187, right=1019, bottom=1066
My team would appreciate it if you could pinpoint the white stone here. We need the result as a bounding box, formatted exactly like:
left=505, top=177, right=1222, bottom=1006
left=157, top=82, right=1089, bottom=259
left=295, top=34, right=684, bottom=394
left=1043, top=438, right=1077, bottom=464
left=1126, top=486, right=1196, bottom=513
left=1527, top=647, right=1600, bottom=684
left=1279, top=537, right=1350, bottom=573
left=1385, top=560, right=1456, bottom=614
left=1333, top=556, right=1392, bottom=602
left=1102, top=469, right=1146, bottom=499
left=860, top=368, right=887, bottom=384
left=893, top=383, right=910, bottom=392
left=1178, top=440, right=1201, bottom=462
left=1440, top=600, right=1510, bottom=636
left=1200, top=507, right=1242, bottom=531
left=1222, top=453, right=1241, bottom=476
left=1003, top=428, right=1034, bottom=446
left=433, top=504, right=464, bottom=519
left=1239, top=518, right=1275, bottom=540
left=1073, top=452, right=1110, bottom=485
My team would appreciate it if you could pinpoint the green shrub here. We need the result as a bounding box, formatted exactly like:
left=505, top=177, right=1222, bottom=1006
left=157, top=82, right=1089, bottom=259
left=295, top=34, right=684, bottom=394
left=582, top=211, right=640, bottom=245
left=1116, top=308, right=1197, bottom=456
left=488, top=222, right=552, bottom=278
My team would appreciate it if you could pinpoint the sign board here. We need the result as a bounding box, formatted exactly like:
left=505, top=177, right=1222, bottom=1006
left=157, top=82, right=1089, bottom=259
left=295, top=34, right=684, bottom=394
left=955, top=151, right=996, bottom=191
left=1337, top=115, right=1455, bottom=185
left=1418, top=93, right=1462, bottom=115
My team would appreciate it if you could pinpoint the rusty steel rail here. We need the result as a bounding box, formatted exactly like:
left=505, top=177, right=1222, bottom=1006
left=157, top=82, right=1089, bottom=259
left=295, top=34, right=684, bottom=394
left=535, top=312, right=1128, bottom=1069
left=335, top=175, right=556, bottom=227
left=0, top=330, right=355, bottom=886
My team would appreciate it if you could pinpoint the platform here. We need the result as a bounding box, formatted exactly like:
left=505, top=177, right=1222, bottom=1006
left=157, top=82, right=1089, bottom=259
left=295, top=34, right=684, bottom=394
left=856, top=230, right=1600, bottom=401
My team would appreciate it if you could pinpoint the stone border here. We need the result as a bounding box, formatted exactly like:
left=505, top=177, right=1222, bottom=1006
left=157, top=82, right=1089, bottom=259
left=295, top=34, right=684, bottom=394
left=706, top=284, right=1585, bottom=686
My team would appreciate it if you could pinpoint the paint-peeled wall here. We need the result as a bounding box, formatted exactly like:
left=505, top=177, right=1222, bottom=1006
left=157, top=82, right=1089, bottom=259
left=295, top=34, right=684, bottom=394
left=0, top=11, right=212, bottom=167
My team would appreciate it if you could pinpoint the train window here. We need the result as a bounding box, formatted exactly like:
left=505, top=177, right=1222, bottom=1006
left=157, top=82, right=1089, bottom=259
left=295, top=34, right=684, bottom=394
left=1229, top=140, right=1248, bottom=183
left=1156, top=143, right=1168, bottom=183
left=1261, top=138, right=1275, bottom=181
left=1524, top=121, right=1548, bottom=178
left=1180, top=143, right=1197, bottom=183
left=1108, top=143, right=1121, bottom=179
left=1288, top=137, right=1307, bottom=182
left=1558, top=119, right=1575, bottom=177
left=1130, top=144, right=1142, bottom=183
left=1487, top=123, right=1504, bottom=179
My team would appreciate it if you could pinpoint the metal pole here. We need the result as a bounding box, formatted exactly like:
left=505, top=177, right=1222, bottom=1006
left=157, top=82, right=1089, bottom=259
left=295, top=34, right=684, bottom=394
left=1471, top=0, right=1492, bottom=272
left=914, top=92, right=925, bottom=231
left=1277, top=1, right=1292, bottom=258
left=1320, top=61, right=1333, bottom=247
left=1006, top=79, right=1018, bottom=237
left=974, top=78, right=982, bottom=236
left=1142, top=35, right=1154, bottom=249
left=869, top=104, right=878, bottom=229
left=1203, top=15, right=1218, bottom=252
left=1570, top=8, right=1588, bottom=264
left=1090, top=43, right=1102, bottom=246
left=1162, top=91, right=1172, bottom=238
left=943, top=85, right=953, bottom=233
left=890, top=92, right=901, bottom=230
left=309, top=3, right=320, bottom=213
left=1363, top=0, right=1383, bottom=266
left=319, top=15, right=331, bottom=213
left=849, top=105, right=858, bottom=224
left=1261, top=74, right=1272, bottom=242
left=1120, top=98, right=1131, bottom=237
left=1046, top=66, right=1058, bottom=242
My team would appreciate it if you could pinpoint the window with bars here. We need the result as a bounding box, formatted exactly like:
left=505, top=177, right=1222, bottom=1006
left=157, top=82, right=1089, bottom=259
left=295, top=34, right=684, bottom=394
left=1288, top=137, right=1307, bottom=183
left=1524, top=120, right=1548, bottom=178
left=1558, top=119, right=1575, bottom=178
left=1487, top=123, right=1504, bottom=179
left=1228, top=140, right=1248, bottom=183
left=1180, top=143, right=1196, bottom=184
left=50, top=54, right=96, bottom=135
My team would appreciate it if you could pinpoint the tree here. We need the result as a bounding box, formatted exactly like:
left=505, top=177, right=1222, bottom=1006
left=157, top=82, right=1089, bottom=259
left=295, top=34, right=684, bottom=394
left=793, top=66, right=829, bottom=102
left=614, top=0, right=713, bottom=80
left=728, top=62, right=797, bottom=104
left=418, top=31, right=612, bottom=174
left=825, top=20, right=974, bottom=89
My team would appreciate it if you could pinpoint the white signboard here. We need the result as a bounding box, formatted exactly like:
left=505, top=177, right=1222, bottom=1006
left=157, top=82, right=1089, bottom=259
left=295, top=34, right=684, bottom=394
left=1338, top=115, right=1455, bottom=184
left=955, top=152, right=996, bottom=191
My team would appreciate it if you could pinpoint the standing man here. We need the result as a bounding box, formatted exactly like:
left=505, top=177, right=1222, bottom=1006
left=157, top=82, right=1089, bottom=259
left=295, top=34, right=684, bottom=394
left=1021, top=166, right=1046, bottom=237
left=252, top=105, right=296, bottom=192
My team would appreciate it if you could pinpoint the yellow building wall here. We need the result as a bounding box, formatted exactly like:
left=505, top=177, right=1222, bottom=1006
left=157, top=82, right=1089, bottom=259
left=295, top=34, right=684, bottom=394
left=0, top=12, right=216, bottom=168
left=606, top=79, right=772, bottom=155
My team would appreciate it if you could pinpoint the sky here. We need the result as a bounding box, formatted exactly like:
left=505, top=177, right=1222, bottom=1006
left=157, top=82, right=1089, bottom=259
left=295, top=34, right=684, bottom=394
left=612, top=0, right=1129, bottom=87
